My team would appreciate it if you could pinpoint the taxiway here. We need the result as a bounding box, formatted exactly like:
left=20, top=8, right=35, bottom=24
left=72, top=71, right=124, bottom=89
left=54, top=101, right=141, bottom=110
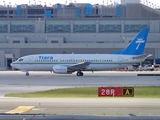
left=0, top=71, right=160, bottom=116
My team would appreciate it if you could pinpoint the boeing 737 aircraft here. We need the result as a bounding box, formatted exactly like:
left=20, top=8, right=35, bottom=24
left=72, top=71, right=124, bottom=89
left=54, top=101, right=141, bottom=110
left=11, top=28, right=151, bottom=76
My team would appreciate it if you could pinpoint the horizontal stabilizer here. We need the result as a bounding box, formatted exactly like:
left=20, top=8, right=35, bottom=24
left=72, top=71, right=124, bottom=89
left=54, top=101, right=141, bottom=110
left=132, top=54, right=152, bottom=59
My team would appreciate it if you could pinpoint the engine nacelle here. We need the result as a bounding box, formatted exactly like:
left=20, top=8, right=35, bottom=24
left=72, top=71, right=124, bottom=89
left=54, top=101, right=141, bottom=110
left=53, top=65, right=68, bottom=74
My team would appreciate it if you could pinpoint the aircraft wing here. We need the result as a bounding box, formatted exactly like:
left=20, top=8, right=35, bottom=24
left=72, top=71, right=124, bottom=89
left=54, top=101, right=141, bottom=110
left=68, top=62, right=91, bottom=71
left=132, top=54, right=152, bottom=59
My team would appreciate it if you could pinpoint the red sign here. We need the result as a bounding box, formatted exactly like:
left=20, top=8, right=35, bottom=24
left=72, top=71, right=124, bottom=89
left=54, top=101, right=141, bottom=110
left=98, top=87, right=122, bottom=97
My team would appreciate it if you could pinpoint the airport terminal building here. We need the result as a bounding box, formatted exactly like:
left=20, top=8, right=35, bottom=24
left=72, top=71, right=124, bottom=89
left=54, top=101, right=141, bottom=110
left=0, top=0, right=160, bottom=70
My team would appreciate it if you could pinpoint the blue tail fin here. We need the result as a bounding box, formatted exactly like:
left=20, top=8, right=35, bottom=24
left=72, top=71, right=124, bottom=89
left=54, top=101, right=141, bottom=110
left=113, top=28, right=149, bottom=55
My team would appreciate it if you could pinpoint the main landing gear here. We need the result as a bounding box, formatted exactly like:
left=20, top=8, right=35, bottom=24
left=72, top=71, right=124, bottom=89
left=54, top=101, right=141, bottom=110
left=76, top=71, right=83, bottom=76
left=26, top=72, right=29, bottom=76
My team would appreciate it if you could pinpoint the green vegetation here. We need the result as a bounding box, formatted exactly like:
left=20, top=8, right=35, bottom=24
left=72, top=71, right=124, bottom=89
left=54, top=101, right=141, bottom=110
left=134, top=86, right=160, bottom=98
left=5, top=86, right=160, bottom=98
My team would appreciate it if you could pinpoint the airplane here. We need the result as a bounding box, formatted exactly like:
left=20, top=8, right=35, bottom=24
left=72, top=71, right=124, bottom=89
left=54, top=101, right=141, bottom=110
left=11, top=28, right=151, bottom=76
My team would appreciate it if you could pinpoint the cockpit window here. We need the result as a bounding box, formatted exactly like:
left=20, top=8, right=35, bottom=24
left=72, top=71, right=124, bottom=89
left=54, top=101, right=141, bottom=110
left=18, top=59, right=23, bottom=61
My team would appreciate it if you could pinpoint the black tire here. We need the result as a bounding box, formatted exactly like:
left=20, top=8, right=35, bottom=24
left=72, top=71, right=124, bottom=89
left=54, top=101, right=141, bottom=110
left=77, top=72, right=83, bottom=76
left=26, top=72, right=29, bottom=76
left=76, top=72, right=80, bottom=76
left=80, top=72, right=83, bottom=76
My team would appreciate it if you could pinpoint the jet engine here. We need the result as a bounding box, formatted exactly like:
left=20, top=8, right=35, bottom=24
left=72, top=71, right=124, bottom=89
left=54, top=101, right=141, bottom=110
left=53, top=65, right=70, bottom=74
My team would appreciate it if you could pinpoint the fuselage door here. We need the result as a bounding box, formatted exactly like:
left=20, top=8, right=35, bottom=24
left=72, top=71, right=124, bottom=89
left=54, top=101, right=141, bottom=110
left=118, top=56, right=123, bottom=63
left=118, top=56, right=123, bottom=67
left=24, top=56, right=34, bottom=70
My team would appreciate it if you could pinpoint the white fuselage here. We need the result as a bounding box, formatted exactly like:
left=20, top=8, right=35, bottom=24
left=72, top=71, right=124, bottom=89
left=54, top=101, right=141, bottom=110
left=11, top=54, right=145, bottom=72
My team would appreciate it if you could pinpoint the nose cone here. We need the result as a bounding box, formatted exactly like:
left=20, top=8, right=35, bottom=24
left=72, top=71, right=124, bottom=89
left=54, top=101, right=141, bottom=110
left=10, top=62, right=15, bottom=67
left=10, top=62, right=19, bottom=70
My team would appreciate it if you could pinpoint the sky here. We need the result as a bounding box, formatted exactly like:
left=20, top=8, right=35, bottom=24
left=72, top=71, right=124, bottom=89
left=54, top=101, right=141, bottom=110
left=0, top=0, right=160, bottom=7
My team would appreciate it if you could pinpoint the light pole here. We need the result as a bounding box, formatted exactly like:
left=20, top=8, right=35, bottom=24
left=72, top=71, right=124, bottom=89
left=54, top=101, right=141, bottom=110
left=9, top=2, right=11, bottom=7
left=3, top=1, right=5, bottom=6
left=34, top=0, right=36, bottom=5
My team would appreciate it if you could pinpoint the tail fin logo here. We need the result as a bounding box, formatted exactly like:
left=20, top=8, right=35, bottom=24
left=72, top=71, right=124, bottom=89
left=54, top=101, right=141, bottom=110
left=136, top=38, right=145, bottom=50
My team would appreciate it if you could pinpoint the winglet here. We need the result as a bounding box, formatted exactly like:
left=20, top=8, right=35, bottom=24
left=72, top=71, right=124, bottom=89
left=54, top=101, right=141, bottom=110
left=113, top=28, right=149, bottom=55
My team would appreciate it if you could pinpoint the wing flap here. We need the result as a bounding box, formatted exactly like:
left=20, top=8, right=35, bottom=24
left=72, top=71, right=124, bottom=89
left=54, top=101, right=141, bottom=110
left=68, top=62, right=91, bottom=71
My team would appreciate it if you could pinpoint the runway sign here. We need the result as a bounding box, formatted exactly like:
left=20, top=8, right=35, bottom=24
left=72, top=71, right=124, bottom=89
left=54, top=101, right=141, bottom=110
left=98, top=87, right=122, bottom=97
left=98, top=87, right=134, bottom=97
left=122, top=87, right=134, bottom=97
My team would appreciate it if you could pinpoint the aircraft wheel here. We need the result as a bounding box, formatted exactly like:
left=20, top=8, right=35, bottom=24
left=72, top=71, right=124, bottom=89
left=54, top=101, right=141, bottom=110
left=80, top=72, right=83, bottom=76
left=26, top=72, right=29, bottom=76
left=77, top=72, right=81, bottom=76
left=77, top=72, right=83, bottom=76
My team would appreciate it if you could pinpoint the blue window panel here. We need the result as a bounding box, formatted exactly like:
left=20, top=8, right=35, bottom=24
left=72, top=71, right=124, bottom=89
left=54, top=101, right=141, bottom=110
left=76, top=9, right=80, bottom=18
left=86, top=9, right=89, bottom=15
left=89, top=5, right=92, bottom=15
left=85, top=4, right=92, bottom=15
left=17, top=5, right=21, bottom=18
left=45, top=10, right=51, bottom=18
left=116, top=4, right=121, bottom=18
left=57, top=4, right=61, bottom=10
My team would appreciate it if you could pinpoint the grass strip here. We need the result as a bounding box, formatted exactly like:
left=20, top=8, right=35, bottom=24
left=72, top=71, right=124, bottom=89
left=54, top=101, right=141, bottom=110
left=5, top=86, right=160, bottom=98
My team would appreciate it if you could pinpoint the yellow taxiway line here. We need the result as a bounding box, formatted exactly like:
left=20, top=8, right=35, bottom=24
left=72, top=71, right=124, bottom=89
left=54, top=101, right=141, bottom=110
left=5, top=106, right=35, bottom=114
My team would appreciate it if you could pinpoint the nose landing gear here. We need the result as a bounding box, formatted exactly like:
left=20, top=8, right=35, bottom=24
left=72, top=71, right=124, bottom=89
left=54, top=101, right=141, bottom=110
left=26, top=72, right=29, bottom=76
